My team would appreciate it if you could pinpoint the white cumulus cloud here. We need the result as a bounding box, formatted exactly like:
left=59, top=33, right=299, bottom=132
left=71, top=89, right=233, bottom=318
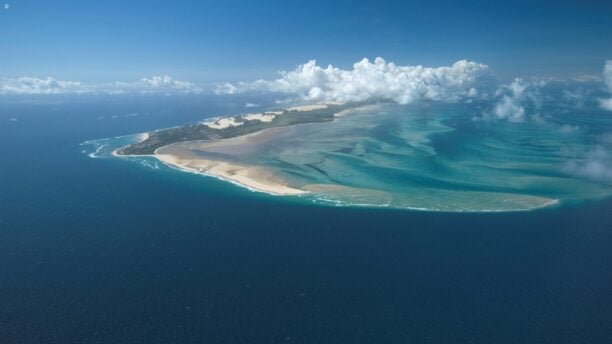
left=479, top=78, right=547, bottom=123
left=216, top=57, right=489, bottom=104
left=564, top=133, right=612, bottom=183
left=600, top=60, right=612, bottom=111
left=492, top=79, right=528, bottom=122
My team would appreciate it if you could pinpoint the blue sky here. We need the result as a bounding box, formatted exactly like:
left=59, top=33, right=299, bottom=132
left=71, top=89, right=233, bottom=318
left=1, top=0, right=611, bottom=82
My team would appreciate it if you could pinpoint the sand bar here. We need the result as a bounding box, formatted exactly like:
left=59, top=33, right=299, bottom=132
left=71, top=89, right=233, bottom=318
left=155, top=154, right=306, bottom=196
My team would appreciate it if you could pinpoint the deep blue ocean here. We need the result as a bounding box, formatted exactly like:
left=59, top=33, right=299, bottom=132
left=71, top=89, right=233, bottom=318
left=1, top=95, right=612, bottom=343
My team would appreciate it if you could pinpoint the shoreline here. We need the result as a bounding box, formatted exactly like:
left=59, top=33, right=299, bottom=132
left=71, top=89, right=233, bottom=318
left=111, top=133, right=150, bottom=157
left=109, top=130, right=306, bottom=196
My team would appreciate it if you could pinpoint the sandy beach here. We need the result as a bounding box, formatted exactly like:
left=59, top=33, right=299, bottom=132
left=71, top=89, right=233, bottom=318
left=154, top=131, right=307, bottom=196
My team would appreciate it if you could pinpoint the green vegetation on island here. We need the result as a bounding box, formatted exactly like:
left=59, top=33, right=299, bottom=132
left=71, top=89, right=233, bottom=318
left=116, top=103, right=358, bottom=155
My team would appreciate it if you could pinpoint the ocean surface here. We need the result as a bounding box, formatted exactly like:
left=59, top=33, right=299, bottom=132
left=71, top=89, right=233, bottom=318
left=1, top=94, right=612, bottom=343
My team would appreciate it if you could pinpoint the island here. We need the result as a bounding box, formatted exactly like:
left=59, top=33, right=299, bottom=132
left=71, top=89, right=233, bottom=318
left=113, top=102, right=364, bottom=195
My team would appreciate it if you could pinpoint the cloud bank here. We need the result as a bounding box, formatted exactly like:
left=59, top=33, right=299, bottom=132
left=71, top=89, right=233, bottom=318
left=3, top=58, right=610, bottom=108
left=115, top=75, right=202, bottom=94
left=0, top=77, right=88, bottom=94
left=216, top=57, right=489, bottom=104
left=600, top=60, right=612, bottom=111
left=0, top=75, right=202, bottom=95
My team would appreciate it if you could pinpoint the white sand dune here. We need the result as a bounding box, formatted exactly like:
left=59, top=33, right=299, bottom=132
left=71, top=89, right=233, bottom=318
left=242, top=113, right=276, bottom=122
left=203, top=117, right=244, bottom=129
left=203, top=103, right=339, bottom=128
left=286, top=104, right=329, bottom=111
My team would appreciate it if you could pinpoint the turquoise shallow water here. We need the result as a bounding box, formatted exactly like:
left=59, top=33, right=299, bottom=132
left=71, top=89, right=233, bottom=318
left=88, top=101, right=612, bottom=212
